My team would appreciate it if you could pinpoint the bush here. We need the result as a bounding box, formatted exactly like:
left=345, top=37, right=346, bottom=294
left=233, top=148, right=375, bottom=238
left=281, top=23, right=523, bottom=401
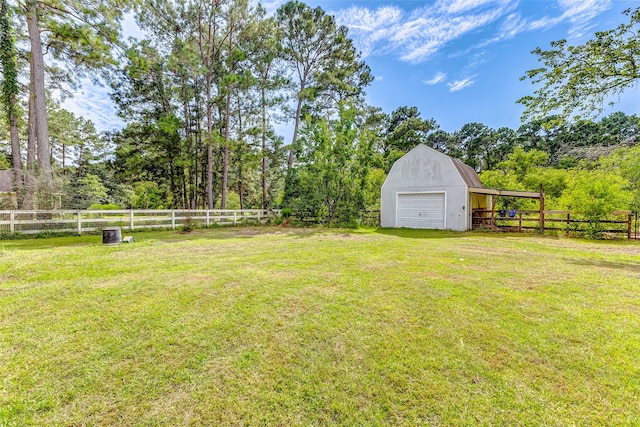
left=181, top=216, right=195, bottom=233
left=88, top=204, right=121, bottom=210
left=559, top=169, right=631, bottom=235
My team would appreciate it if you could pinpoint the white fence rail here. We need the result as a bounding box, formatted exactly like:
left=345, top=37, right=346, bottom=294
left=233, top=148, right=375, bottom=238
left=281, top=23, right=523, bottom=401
left=0, top=209, right=277, bottom=235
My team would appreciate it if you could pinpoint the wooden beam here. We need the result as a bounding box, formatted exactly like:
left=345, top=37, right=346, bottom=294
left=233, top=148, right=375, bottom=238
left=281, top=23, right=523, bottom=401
left=498, top=190, right=541, bottom=198
left=468, top=187, right=541, bottom=198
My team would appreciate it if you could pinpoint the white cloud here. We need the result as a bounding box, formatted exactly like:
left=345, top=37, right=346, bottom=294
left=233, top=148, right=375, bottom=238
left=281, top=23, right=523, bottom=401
left=557, top=0, right=611, bottom=39
left=448, top=78, right=475, bottom=91
left=337, top=1, right=514, bottom=63
left=473, top=0, right=614, bottom=49
left=338, top=5, right=402, bottom=58
left=61, top=79, right=124, bottom=132
left=424, top=72, right=447, bottom=85
left=397, top=9, right=505, bottom=63
left=435, top=0, right=509, bottom=15
left=338, top=0, right=616, bottom=64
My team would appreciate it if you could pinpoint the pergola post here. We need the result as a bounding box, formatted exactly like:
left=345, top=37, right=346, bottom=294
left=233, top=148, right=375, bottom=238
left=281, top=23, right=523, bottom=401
left=491, top=194, right=496, bottom=231
left=539, top=184, right=545, bottom=233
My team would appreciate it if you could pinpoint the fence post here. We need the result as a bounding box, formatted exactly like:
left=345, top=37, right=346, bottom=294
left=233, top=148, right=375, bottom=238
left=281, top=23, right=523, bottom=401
left=130, top=210, right=134, bottom=231
left=171, top=210, right=176, bottom=230
left=77, top=211, right=82, bottom=235
left=518, top=212, right=522, bottom=232
left=206, top=210, right=210, bottom=227
left=539, top=186, right=545, bottom=232
left=258, top=210, right=262, bottom=222
left=628, top=213, right=633, bottom=240
left=9, top=210, right=14, bottom=234
left=233, top=211, right=237, bottom=226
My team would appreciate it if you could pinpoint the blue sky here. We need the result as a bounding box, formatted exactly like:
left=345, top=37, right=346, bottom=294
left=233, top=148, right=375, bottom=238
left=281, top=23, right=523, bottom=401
left=64, top=0, right=640, bottom=134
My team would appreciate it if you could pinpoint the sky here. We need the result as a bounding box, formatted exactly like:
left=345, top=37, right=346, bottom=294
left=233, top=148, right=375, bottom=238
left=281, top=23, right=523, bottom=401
left=63, top=0, right=640, bottom=135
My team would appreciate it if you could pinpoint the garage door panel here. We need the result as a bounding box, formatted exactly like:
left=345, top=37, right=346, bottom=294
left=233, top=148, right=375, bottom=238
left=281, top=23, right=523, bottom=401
left=397, top=193, right=445, bottom=229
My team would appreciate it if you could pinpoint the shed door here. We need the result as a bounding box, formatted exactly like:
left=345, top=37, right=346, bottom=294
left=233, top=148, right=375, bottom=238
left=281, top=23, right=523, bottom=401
left=397, top=193, right=445, bottom=229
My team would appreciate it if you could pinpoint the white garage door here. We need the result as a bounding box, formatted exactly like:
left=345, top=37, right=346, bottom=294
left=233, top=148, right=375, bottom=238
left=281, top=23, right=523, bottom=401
left=397, top=193, right=445, bottom=229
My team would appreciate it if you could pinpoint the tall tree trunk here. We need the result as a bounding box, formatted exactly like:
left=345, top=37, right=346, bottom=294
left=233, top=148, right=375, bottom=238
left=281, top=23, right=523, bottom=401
left=221, top=19, right=233, bottom=210
left=22, top=78, right=37, bottom=209
left=193, top=117, right=201, bottom=209
left=26, top=0, right=51, bottom=177
left=236, top=95, right=243, bottom=210
left=288, top=83, right=304, bottom=169
left=180, top=74, right=191, bottom=210
left=221, top=97, right=230, bottom=209
left=206, top=75, right=214, bottom=209
left=261, top=86, right=267, bottom=210
left=9, top=112, right=22, bottom=195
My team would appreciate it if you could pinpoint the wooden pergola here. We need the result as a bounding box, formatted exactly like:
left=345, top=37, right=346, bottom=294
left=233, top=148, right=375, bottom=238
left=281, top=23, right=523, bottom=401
left=469, top=186, right=545, bottom=231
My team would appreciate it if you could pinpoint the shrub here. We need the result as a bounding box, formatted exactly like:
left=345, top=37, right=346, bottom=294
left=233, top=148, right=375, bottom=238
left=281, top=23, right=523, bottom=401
left=88, top=204, right=121, bottom=210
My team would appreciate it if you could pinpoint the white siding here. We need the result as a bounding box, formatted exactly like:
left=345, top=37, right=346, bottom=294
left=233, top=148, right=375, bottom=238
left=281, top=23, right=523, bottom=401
left=381, top=145, right=470, bottom=231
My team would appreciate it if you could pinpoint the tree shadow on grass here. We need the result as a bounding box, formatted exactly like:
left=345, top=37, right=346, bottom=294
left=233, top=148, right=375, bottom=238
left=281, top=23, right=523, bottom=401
left=4, top=226, right=447, bottom=250
left=375, top=227, right=465, bottom=239
left=567, top=258, right=640, bottom=272
left=162, top=226, right=334, bottom=241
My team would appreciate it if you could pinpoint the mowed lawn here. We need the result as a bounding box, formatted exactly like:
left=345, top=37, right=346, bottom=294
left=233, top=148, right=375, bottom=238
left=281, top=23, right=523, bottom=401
left=1, top=227, right=639, bottom=426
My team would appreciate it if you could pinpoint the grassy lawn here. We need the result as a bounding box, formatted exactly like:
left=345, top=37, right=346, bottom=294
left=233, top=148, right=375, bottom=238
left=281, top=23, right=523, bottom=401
left=1, top=227, right=639, bottom=426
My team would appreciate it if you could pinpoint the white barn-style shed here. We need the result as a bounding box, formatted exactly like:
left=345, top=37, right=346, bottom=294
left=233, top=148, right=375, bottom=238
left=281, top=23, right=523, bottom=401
left=380, top=144, right=487, bottom=231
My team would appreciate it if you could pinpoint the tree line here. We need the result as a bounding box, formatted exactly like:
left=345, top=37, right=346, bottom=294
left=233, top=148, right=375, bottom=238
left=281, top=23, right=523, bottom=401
left=0, top=1, right=638, bottom=225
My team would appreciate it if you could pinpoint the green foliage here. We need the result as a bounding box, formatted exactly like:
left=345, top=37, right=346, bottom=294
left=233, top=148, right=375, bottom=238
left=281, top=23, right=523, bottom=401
left=283, top=101, right=375, bottom=225
left=217, top=191, right=241, bottom=210
left=497, top=147, right=548, bottom=180
left=0, top=0, right=18, bottom=120
left=0, top=152, right=8, bottom=169
left=558, top=168, right=631, bottom=239
left=62, top=174, right=110, bottom=209
left=598, top=144, right=640, bottom=211
left=384, top=106, right=436, bottom=152
left=363, top=168, right=386, bottom=210
left=88, top=203, right=120, bottom=210
left=37, top=0, right=132, bottom=79
left=277, top=0, right=372, bottom=151
left=280, top=207, right=292, bottom=219
left=130, top=181, right=169, bottom=209
left=519, top=7, right=640, bottom=122
left=523, top=167, right=568, bottom=200
left=559, top=169, right=631, bottom=222
left=451, top=123, right=515, bottom=171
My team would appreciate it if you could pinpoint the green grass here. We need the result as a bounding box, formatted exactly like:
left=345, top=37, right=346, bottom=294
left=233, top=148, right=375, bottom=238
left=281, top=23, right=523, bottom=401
left=1, top=227, right=639, bottom=426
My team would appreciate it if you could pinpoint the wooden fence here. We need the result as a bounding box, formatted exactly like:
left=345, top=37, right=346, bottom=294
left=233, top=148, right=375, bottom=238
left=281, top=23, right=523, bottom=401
left=0, top=209, right=277, bottom=236
left=472, top=209, right=634, bottom=238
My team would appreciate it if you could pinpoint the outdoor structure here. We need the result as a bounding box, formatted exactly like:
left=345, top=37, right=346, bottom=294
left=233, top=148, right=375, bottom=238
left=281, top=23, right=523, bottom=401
left=380, top=145, right=633, bottom=237
left=0, top=170, right=17, bottom=209
left=381, top=144, right=488, bottom=231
